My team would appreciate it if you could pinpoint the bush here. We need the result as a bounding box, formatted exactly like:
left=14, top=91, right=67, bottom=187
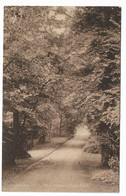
left=108, top=156, right=119, bottom=172
left=83, top=135, right=101, bottom=154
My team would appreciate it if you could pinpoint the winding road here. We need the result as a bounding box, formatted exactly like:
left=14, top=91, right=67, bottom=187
left=2, top=126, right=118, bottom=192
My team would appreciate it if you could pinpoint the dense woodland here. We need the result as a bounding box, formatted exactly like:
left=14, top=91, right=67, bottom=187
left=3, top=7, right=120, bottom=170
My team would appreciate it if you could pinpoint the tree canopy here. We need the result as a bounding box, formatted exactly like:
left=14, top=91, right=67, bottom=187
left=3, top=6, right=120, bottom=168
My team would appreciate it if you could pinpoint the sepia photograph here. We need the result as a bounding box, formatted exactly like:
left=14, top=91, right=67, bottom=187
left=2, top=5, right=121, bottom=192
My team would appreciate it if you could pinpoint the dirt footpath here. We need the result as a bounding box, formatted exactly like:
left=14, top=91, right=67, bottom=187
left=2, top=127, right=118, bottom=192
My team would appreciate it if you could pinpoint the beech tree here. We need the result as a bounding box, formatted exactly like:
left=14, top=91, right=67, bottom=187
left=3, top=6, right=62, bottom=166
left=70, top=7, right=120, bottom=167
left=3, top=6, right=75, bottom=167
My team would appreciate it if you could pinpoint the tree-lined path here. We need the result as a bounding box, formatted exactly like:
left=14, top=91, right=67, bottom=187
left=3, top=7, right=120, bottom=191
left=3, top=127, right=118, bottom=192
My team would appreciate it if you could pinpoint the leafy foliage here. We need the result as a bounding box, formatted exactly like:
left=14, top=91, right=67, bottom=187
left=3, top=7, right=120, bottom=168
left=83, top=135, right=101, bottom=154
left=108, top=156, right=119, bottom=172
left=71, top=7, right=120, bottom=166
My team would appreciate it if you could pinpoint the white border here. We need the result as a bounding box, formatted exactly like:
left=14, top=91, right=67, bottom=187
left=0, top=0, right=124, bottom=6
left=0, top=1, right=126, bottom=196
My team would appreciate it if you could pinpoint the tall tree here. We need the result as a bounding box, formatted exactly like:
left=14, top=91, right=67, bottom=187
left=71, top=7, right=120, bottom=167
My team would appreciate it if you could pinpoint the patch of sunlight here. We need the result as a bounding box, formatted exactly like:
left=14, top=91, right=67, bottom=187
left=53, top=27, right=66, bottom=35
left=74, top=125, right=91, bottom=140
left=55, top=14, right=66, bottom=21
left=28, top=148, right=54, bottom=159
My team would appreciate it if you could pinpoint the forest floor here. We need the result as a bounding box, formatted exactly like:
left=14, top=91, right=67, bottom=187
left=2, top=128, right=119, bottom=192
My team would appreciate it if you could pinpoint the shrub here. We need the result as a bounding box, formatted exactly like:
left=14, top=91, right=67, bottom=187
left=83, top=135, right=101, bottom=154
left=108, top=156, right=119, bottom=172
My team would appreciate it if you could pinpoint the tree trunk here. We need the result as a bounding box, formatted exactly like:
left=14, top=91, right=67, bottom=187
left=2, top=142, right=16, bottom=169
left=13, top=110, right=19, bottom=134
left=101, top=144, right=110, bottom=167
left=2, top=110, right=19, bottom=168
left=59, top=114, right=62, bottom=136
left=48, top=123, right=52, bottom=140
left=2, top=156, right=16, bottom=169
left=12, top=110, right=20, bottom=160
left=18, top=115, right=31, bottom=158
left=38, top=135, right=45, bottom=144
left=13, top=111, right=30, bottom=159
left=65, top=118, right=69, bottom=135
left=21, top=116, right=27, bottom=132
